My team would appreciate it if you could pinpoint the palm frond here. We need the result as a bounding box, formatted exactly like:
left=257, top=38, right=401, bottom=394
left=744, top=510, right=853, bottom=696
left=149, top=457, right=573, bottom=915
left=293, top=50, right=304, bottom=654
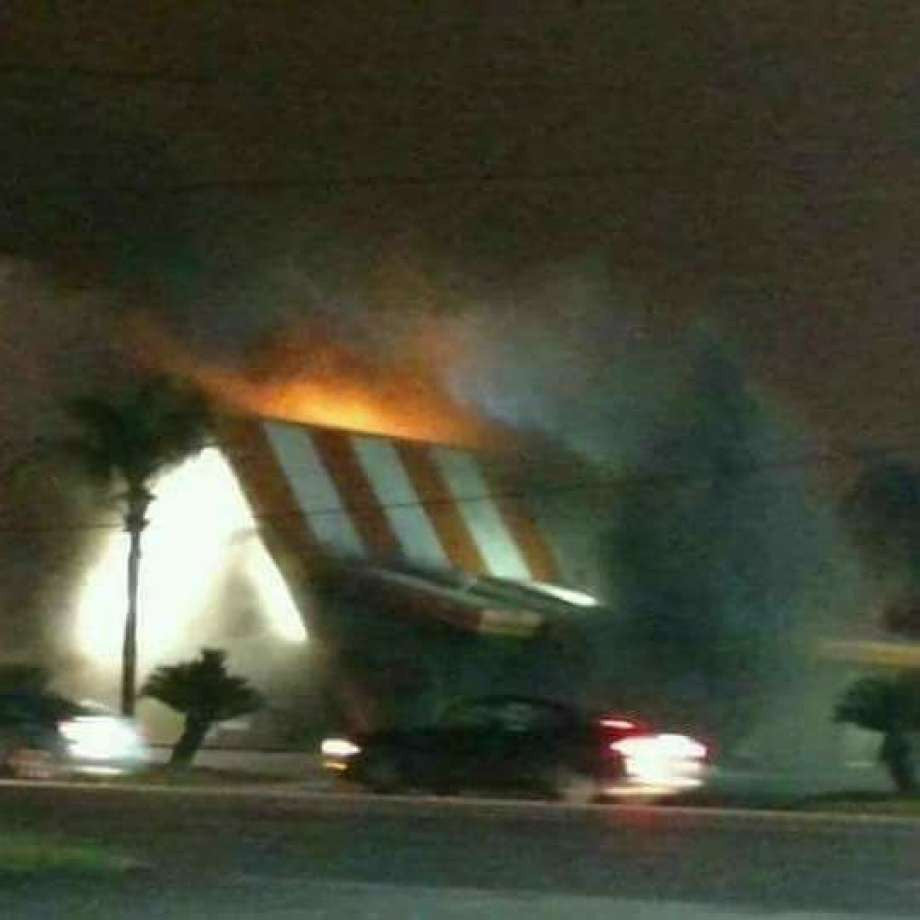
left=58, top=376, right=212, bottom=490
left=141, top=648, right=263, bottom=723
left=835, top=672, right=920, bottom=733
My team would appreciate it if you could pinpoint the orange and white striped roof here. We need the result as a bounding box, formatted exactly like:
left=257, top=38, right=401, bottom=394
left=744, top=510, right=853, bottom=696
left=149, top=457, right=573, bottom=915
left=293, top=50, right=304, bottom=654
left=222, top=415, right=561, bottom=589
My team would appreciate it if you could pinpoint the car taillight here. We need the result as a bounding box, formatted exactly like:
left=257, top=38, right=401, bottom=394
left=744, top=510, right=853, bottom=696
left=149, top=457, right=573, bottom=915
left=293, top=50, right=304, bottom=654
left=598, top=716, right=651, bottom=751
left=599, top=717, right=638, bottom=731
left=609, top=732, right=708, bottom=788
left=611, top=733, right=707, bottom=759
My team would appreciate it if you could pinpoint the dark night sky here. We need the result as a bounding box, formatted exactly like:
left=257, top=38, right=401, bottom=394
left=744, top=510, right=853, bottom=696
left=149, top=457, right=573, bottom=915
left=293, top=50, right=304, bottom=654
left=1, top=2, right=919, bottom=450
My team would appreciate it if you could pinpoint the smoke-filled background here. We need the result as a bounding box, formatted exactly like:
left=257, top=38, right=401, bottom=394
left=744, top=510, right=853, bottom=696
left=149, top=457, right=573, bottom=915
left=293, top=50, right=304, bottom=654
left=0, top=4, right=915, bottom=749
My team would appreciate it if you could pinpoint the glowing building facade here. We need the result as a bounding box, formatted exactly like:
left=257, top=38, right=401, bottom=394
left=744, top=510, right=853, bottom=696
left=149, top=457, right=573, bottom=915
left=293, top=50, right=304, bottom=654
left=68, top=413, right=607, bottom=742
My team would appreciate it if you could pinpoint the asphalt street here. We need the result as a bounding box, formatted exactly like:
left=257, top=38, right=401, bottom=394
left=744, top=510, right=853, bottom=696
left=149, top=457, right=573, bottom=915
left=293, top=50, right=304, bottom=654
left=0, top=782, right=917, bottom=918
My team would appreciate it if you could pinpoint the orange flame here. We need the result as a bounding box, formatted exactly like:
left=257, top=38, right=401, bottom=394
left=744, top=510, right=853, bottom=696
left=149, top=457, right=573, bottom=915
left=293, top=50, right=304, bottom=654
left=126, top=313, right=499, bottom=448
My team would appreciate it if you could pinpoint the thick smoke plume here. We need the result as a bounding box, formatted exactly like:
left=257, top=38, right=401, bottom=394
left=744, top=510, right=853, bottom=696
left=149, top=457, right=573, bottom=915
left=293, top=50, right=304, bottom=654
left=130, top=246, right=869, bottom=747
left=0, top=228, right=868, bottom=759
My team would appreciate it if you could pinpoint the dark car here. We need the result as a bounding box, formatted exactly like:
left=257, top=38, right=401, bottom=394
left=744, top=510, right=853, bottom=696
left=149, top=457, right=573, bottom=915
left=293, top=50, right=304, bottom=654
left=0, top=690, right=149, bottom=779
left=322, top=695, right=707, bottom=803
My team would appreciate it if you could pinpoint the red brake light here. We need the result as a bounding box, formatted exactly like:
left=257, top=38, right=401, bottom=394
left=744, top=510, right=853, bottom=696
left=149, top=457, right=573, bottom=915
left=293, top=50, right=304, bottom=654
left=599, top=718, right=638, bottom=730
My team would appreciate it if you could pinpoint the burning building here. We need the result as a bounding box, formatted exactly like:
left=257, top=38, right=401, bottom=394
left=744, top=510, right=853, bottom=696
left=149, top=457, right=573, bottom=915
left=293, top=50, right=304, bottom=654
left=51, top=320, right=899, bottom=775
left=66, top=398, right=611, bottom=745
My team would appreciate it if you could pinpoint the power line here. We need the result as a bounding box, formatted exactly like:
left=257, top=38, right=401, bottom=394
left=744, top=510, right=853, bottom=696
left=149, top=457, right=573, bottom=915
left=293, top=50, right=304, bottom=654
left=5, top=431, right=920, bottom=535
left=2, top=168, right=912, bottom=200
left=2, top=59, right=912, bottom=110
left=0, top=61, right=676, bottom=95
left=0, top=167, right=655, bottom=196
left=0, top=519, right=124, bottom=534
left=0, top=63, right=209, bottom=86
left=234, top=442, right=912, bottom=525
left=2, top=62, right=914, bottom=198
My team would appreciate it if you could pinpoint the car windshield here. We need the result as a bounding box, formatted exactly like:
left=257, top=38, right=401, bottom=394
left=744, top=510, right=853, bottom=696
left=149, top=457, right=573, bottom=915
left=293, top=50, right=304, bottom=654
left=442, top=698, right=572, bottom=732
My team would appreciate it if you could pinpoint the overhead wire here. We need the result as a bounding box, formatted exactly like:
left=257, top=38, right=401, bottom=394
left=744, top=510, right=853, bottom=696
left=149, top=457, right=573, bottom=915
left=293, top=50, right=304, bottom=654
left=0, top=61, right=912, bottom=197
left=4, top=429, right=920, bottom=534
left=0, top=59, right=914, bottom=530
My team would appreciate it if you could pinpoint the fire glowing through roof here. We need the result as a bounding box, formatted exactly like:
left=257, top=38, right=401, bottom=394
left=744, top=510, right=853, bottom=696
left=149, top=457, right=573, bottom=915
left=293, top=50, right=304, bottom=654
left=74, top=447, right=306, bottom=672
left=74, top=312, right=552, bottom=682
left=128, top=314, right=497, bottom=449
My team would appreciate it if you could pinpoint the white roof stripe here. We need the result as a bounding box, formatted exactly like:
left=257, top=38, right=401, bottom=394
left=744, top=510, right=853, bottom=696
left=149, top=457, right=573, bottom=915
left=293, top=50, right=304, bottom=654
left=264, top=422, right=364, bottom=556
left=351, top=436, right=448, bottom=567
left=431, top=446, right=530, bottom=580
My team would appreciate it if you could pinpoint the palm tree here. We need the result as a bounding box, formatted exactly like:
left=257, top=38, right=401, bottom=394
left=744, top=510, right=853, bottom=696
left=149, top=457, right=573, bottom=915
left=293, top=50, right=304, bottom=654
left=835, top=672, right=920, bottom=793
left=141, top=648, right=263, bottom=766
left=61, top=374, right=211, bottom=716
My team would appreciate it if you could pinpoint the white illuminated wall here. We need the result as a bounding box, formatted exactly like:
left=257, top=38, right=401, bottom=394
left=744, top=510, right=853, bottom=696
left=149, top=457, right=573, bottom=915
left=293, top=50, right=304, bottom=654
left=71, top=448, right=307, bottom=720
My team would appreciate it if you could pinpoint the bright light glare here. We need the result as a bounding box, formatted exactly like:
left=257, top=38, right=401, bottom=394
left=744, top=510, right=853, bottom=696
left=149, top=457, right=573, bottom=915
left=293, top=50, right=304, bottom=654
left=321, top=738, right=361, bottom=758
left=599, top=718, right=638, bottom=730
left=611, top=733, right=707, bottom=789
left=74, top=448, right=306, bottom=671
left=77, top=766, right=125, bottom=777
left=648, top=733, right=707, bottom=760
left=59, top=716, right=146, bottom=761
left=529, top=582, right=599, bottom=607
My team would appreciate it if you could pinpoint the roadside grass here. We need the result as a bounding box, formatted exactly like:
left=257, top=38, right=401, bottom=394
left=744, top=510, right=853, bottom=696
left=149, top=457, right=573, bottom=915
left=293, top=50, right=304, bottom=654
left=672, top=785, right=920, bottom=817
left=655, top=778, right=920, bottom=817
left=795, top=791, right=920, bottom=816
left=79, top=765, right=286, bottom=786
left=0, top=833, right=143, bottom=875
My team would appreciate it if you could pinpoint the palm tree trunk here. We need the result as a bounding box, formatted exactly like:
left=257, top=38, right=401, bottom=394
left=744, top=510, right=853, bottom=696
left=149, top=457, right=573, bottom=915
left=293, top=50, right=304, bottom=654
left=881, top=729, right=917, bottom=794
left=121, top=487, right=152, bottom=717
left=170, top=717, right=210, bottom=767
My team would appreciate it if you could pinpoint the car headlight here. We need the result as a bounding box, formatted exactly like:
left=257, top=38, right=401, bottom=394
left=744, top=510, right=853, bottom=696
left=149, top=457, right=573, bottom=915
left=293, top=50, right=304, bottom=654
left=321, top=737, right=361, bottom=758
left=59, top=716, right=146, bottom=761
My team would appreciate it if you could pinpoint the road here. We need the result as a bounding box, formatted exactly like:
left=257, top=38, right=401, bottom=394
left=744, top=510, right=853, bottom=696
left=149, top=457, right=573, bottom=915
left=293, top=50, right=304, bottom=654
left=0, top=782, right=917, bottom=918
